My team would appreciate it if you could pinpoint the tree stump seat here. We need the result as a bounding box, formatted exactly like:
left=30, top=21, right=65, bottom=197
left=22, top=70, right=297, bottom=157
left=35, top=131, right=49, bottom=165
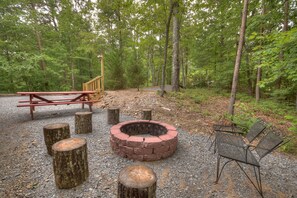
left=142, top=109, right=152, bottom=120
left=75, top=112, right=92, bottom=134
left=52, top=137, right=89, bottom=189
left=108, top=107, right=120, bottom=124
left=43, top=123, right=70, bottom=156
left=118, top=165, right=157, bottom=198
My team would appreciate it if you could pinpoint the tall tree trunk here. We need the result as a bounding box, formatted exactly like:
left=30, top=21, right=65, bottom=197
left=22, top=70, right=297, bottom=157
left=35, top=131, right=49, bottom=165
left=255, top=67, right=261, bottom=101
left=255, top=0, right=266, bottom=102
left=71, top=60, right=75, bottom=90
left=30, top=3, right=48, bottom=90
left=276, top=0, right=289, bottom=89
left=244, top=44, right=253, bottom=96
left=171, top=0, right=180, bottom=92
left=181, top=48, right=185, bottom=88
left=228, top=0, right=249, bottom=115
left=161, top=1, right=174, bottom=97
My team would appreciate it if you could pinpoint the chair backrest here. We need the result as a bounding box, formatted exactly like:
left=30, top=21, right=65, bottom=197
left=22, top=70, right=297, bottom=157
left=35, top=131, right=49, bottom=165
left=255, top=128, right=283, bottom=160
left=246, top=119, right=267, bottom=143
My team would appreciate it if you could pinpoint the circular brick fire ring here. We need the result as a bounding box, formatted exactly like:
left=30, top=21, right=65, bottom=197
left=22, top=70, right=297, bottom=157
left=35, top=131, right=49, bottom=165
left=110, top=120, right=178, bottom=161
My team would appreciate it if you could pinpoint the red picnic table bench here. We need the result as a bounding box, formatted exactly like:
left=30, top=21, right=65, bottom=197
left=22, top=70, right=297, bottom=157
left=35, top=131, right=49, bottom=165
left=17, top=91, right=97, bottom=120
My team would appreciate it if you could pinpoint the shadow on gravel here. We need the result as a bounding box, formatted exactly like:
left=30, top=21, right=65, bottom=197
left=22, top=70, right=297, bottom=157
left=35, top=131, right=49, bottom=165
left=18, top=108, right=103, bottom=122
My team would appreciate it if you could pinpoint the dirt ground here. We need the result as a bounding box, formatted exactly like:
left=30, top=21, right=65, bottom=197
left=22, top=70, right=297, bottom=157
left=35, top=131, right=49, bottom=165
left=95, top=89, right=219, bottom=135
left=94, top=88, right=291, bottom=136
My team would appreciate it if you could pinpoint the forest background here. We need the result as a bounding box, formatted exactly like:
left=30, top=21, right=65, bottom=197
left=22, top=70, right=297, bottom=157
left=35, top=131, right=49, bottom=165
left=0, top=0, right=296, bottom=151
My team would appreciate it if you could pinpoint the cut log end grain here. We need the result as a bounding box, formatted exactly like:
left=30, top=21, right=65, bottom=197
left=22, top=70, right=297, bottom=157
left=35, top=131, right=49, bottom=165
left=118, top=165, right=157, bottom=189
left=52, top=138, right=86, bottom=152
left=75, top=112, right=92, bottom=116
left=44, top=123, right=69, bottom=130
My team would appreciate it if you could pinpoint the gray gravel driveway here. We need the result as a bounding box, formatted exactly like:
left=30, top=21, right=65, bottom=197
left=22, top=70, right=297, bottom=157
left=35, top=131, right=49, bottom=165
left=0, top=96, right=296, bottom=197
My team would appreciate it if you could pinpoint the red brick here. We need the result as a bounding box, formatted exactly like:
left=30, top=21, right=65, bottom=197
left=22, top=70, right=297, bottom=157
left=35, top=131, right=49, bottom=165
left=154, top=145, right=170, bottom=154
left=170, top=141, right=178, bottom=150
left=143, top=154, right=161, bottom=161
left=126, top=136, right=144, bottom=147
left=110, top=128, right=121, bottom=135
left=116, top=150, right=127, bottom=158
left=158, top=134, right=173, bottom=146
left=161, top=150, right=175, bottom=159
left=163, top=124, right=177, bottom=131
left=149, top=120, right=161, bottom=125
left=130, top=154, right=144, bottom=161
left=114, top=133, right=129, bottom=144
left=120, top=145, right=134, bottom=155
left=143, top=137, right=162, bottom=148
left=167, top=130, right=178, bottom=138
left=134, top=147, right=153, bottom=155
left=110, top=139, right=119, bottom=150
left=110, top=124, right=122, bottom=130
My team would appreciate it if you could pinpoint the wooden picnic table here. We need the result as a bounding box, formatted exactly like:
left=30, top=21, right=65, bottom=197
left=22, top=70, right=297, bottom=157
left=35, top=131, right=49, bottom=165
left=17, top=91, right=96, bottom=120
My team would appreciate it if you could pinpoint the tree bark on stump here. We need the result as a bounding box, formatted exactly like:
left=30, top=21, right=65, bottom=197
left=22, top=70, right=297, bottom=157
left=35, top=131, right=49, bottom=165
left=142, top=109, right=152, bottom=120
left=118, top=165, right=157, bottom=198
left=52, top=137, right=89, bottom=189
left=108, top=108, right=120, bottom=125
left=75, top=112, right=92, bottom=134
left=43, top=123, right=70, bottom=156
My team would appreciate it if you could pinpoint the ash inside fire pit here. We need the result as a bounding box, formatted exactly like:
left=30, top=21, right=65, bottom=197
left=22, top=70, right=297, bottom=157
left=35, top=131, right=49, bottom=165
left=110, top=120, right=178, bottom=161
left=120, top=122, right=167, bottom=136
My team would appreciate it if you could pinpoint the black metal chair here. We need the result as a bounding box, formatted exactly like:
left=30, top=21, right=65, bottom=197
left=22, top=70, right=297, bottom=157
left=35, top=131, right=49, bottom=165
left=210, top=119, right=268, bottom=152
left=215, top=127, right=283, bottom=197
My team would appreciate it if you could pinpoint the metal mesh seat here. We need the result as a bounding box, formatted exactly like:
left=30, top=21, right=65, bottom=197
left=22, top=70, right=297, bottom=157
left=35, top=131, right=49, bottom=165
left=210, top=119, right=267, bottom=152
left=215, top=127, right=283, bottom=197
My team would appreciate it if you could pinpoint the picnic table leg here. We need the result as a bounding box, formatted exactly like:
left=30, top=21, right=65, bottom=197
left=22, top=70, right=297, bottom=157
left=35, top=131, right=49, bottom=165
left=30, top=106, right=34, bottom=120
left=30, top=94, right=34, bottom=120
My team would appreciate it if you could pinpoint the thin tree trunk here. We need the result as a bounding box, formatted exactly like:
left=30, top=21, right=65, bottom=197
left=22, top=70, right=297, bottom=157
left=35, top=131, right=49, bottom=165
left=181, top=49, right=185, bottom=88
left=255, top=0, right=265, bottom=102
left=244, top=44, right=253, bottom=96
left=161, top=1, right=174, bottom=97
left=228, top=0, right=249, bottom=115
left=277, top=0, right=289, bottom=89
left=71, top=60, right=75, bottom=90
left=171, top=0, right=180, bottom=92
left=255, top=67, right=261, bottom=101
left=296, top=93, right=297, bottom=111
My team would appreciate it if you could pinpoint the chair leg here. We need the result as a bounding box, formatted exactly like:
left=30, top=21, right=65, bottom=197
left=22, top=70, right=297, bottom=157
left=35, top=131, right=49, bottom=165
left=254, top=166, right=263, bottom=197
left=208, top=131, right=217, bottom=153
left=215, top=155, right=220, bottom=183
left=236, top=162, right=263, bottom=197
left=215, top=156, right=232, bottom=184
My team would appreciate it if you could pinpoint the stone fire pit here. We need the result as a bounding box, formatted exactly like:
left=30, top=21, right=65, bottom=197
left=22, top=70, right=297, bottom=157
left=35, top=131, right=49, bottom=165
left=110, top=120, right=178, bottom=161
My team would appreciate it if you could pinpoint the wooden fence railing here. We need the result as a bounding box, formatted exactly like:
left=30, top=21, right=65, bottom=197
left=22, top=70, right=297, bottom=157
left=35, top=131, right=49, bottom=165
left=82, top=54, right=104, bottom=100
left=83, top=76, right=104, bottom=100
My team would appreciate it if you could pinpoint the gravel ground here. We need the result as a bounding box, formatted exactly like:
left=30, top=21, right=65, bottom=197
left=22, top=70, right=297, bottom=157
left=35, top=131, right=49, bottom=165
left=0, top=96, right=296, bottom=198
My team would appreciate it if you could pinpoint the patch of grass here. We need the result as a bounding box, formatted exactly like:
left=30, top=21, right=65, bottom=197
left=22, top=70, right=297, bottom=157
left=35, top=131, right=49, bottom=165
left=169, top=88, right=297, bottom=155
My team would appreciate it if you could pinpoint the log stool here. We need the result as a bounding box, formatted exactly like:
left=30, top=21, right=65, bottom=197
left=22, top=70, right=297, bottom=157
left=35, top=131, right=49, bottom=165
left=107, top=107, right=120, bottom=124
left=52, top=137, right=89, bottom=189
left=75, top=112, right=92, bottom=134
left=142, top=109, right=152, bottom=120
left=118, top=165, right=157, bottom=198
left=43, top=123, right=70, bottom=156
